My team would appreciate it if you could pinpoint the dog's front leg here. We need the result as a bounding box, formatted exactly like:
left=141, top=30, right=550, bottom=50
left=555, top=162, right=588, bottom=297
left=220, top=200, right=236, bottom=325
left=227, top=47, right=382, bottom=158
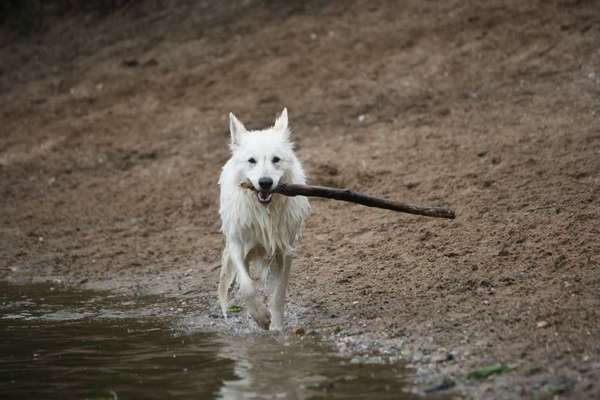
left=218, top=246, right=236, bottom=318
left=227, top=241, right=271, bottom=329
left=267, top=254, right=291, bottom=331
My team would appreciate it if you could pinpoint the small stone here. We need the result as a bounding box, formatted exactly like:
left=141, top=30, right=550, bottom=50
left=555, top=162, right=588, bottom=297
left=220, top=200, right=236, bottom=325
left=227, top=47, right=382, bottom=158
left=432, top=352, right=454, bottom=363
left=497, top=246, right=510, bottom=257
left=291, top=326, right=305, bottom=336
left=423, top=376, right=455, bottom=393
left=536, top=321, right=549, bottom=328
left=540, top=376, right=575, bottom=395
left=121, top=59, right=140, bottom=68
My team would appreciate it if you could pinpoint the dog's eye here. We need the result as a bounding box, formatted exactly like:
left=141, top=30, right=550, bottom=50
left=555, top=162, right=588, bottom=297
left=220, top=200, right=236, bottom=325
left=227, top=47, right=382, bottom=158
left=248, top=158, right=256, bottom=164
left=272, top=156, right=280, bottom=164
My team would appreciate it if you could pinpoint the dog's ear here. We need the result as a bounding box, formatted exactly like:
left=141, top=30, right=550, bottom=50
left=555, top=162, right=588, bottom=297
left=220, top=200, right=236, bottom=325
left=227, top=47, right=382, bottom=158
left=229, top=112, right=246, bottom=149
left=274, top=107, right=289, bottom=135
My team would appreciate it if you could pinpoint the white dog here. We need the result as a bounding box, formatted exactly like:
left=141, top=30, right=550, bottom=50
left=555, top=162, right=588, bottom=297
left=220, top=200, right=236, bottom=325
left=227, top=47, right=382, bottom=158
left=218, top=108, right=310, bottom=330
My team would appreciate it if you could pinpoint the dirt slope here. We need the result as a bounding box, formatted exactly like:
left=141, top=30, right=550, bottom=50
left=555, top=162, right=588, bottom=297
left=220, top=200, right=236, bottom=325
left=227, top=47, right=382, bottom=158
left=1, top=1, right=599, bottom=398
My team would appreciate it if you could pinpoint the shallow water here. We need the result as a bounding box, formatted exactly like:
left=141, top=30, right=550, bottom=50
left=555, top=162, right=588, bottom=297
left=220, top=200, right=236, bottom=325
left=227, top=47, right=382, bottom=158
left=0, top=283, right=427, bottom=400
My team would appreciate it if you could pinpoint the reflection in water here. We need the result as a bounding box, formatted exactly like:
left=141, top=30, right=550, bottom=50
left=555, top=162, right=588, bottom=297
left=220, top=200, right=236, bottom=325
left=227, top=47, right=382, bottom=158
left=216, top=334, right=412, bottom=400
left=1, top=319, right=235, bottom=400
left=0, top=283, right=425, bottom=400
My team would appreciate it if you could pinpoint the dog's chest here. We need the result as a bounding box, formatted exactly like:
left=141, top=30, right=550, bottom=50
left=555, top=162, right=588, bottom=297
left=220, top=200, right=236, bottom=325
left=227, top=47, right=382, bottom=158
left=221, top=188, right=309, bottom=256
left=240, top=201, right=297, bottom=256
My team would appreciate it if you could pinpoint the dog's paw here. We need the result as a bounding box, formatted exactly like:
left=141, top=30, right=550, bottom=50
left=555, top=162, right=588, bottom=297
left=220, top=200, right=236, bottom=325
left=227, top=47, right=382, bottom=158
left=254, top=315, right=271, bottom=330
left=251, top=304, right=271, bottom=330
left=245, top=299, right=271, bottom=330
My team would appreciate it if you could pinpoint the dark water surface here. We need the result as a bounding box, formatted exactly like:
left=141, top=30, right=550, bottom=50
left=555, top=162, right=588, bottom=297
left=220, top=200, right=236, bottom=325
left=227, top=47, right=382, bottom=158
left=0, top=283, right=425, bottom=400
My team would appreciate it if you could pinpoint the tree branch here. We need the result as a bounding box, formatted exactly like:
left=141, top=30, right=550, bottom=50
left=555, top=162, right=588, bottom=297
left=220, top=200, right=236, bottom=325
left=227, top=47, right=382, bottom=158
left=240, top=181, right=455, bottom=219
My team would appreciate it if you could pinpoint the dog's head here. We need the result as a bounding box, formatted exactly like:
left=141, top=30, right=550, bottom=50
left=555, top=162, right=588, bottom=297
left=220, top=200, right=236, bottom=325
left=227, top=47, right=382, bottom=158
left=228, top=108, right=296, bottom=205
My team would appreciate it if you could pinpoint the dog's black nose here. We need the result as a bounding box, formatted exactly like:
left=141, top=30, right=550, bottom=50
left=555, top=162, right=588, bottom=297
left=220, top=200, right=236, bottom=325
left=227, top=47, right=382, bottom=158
left=258, top=177, right=273, bottom=190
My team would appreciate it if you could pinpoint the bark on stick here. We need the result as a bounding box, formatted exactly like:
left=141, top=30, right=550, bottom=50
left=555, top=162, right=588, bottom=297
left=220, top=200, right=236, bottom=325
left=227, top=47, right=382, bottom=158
left=240, top=181, right=455, bottom=219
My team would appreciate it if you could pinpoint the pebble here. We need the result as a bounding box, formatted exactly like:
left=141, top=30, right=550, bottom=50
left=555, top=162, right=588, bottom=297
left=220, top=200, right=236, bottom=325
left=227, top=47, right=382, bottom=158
left=539, top=376, right=575, bottom=395
left=536, top=321, right=549, bottom=328
left=291, top=326, right=305, bottom=336
left=423, top=376, right=455, bottom=393
left=432, top=352, right=454, bottom=363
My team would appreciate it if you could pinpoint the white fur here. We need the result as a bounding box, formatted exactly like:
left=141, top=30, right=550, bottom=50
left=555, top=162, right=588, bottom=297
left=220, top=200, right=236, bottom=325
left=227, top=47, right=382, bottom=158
left=218, top=108, right=310, bottom=330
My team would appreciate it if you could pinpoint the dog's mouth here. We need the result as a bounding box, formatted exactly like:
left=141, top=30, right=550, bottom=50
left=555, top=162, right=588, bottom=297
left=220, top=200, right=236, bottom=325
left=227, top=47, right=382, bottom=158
left=257, top=191, right=273, bottom=204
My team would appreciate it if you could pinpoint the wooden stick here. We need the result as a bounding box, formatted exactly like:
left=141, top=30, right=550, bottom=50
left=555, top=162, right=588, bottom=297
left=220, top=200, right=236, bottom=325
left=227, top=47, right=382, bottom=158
left=240, top=181, right=455, bottom=219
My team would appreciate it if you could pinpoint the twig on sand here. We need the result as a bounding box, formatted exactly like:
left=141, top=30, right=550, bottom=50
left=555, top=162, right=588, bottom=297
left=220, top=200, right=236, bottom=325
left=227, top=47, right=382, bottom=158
left=240, top=181, right=455, bottom=219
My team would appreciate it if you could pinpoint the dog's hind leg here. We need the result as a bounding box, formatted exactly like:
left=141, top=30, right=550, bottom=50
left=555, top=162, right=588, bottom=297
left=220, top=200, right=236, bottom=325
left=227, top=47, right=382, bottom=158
left=218, top=246, right=236, bottom=318
left=228, top=241, right=271, bottom=329
left=267, top=254, right=291, bottom=331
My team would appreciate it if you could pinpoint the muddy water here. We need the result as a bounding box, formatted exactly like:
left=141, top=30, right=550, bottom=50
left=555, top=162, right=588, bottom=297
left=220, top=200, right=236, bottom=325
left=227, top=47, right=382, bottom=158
left=1, top=283, right=426, bottom=400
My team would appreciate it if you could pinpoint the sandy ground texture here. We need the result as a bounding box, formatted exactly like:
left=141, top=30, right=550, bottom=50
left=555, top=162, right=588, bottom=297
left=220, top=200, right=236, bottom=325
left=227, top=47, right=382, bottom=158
left=1, top=1, right=599, bottom=398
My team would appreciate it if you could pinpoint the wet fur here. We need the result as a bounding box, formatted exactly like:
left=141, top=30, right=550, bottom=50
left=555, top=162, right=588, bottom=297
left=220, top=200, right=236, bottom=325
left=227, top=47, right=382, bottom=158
left=218, top=108, right=310, bottom=330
